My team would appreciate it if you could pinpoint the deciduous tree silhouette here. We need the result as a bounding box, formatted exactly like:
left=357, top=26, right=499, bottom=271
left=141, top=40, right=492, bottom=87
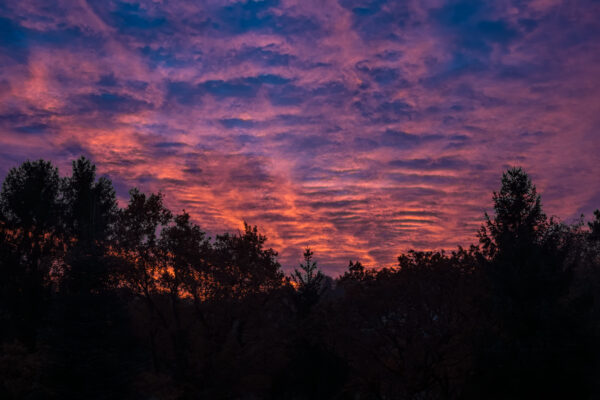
left=157, top=211, right=210, bottom=382
left=0, top=159, right=62, bottom=233
left=211, top=222, right=284, bottom=298
left=0, top=160, right=62, bottom=348
left=113, top=188, right=172, bottom=375
left=339, top=260, right=371, bottom=283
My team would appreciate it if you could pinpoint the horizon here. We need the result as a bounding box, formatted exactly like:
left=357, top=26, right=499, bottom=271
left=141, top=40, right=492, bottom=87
left=1, top=0, right=599, bottom=274
left=0, top=156, right=582, bottom=275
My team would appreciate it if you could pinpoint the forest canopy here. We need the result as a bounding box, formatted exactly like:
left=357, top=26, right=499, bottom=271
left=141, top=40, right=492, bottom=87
left=1, top=157, right=599, bottom=399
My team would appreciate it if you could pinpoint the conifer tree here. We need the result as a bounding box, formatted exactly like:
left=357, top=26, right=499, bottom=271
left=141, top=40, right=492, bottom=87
left=292, top=248, right=324, bottom=313
left=478, top=167, right=546, bottom=258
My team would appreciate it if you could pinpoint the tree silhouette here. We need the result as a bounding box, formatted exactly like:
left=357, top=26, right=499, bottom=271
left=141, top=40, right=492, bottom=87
left=477, top=168, right=572, bottom=316
left=157, top=211, right=210, bottom=381
left=62, top=156, right=118, bottom=246
left=0, top=159, right=62, bottom=233
left=479, top=167, right=546, bottom=258
left=589, top=209, right=600, bottom=241
left=469, top=167, right=590, bottom=399
left=340, top=260, right=368, bottom=282
left=60, top=157, right=119, bottom=297
left=1, top=157, right=600, bottom=399
left=112, top=189, right=172, bottom=376
left=0, top=160, right=62, bottom=349
left=212, top=222, right=284, bottom=298
left=292, top=247, right=324, bottom=313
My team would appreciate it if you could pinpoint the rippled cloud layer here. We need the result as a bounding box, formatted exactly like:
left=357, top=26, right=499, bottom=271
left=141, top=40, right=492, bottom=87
left=1, top=0, right=600, bottom=273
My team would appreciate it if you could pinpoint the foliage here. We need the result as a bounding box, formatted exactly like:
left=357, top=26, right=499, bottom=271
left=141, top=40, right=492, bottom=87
left=1, top=158, right=600, bottom=399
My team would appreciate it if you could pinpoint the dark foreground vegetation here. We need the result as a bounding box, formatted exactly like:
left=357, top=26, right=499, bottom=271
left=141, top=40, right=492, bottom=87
left=1, top=157, right=600, bottom=399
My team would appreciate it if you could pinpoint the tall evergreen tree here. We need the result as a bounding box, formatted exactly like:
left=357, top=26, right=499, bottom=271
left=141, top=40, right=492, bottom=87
left=478, top=167, right=546, bottom=258
left=469, top=167, right=588, bottom=399
left=292, top=248, right=324, bottom=314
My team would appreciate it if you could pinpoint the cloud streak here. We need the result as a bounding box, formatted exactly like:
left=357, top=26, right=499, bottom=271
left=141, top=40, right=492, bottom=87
left=1, top=0, right=600, bottom=273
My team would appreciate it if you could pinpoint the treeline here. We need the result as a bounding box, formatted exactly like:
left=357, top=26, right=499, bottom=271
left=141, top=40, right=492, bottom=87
left=1, top=157, right=600, bottom=399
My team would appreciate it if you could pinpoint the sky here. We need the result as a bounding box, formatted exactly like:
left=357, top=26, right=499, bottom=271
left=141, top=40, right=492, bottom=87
left=1, top=0, right=600, bottom=274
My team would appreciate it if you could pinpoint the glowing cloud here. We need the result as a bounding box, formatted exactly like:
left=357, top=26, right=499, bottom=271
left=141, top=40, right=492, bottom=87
left=1, top=0, right=600, bottom=273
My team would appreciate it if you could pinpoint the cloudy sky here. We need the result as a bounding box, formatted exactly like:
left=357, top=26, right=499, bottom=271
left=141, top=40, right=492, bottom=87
left=1, top=0, right=599, bottom=273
